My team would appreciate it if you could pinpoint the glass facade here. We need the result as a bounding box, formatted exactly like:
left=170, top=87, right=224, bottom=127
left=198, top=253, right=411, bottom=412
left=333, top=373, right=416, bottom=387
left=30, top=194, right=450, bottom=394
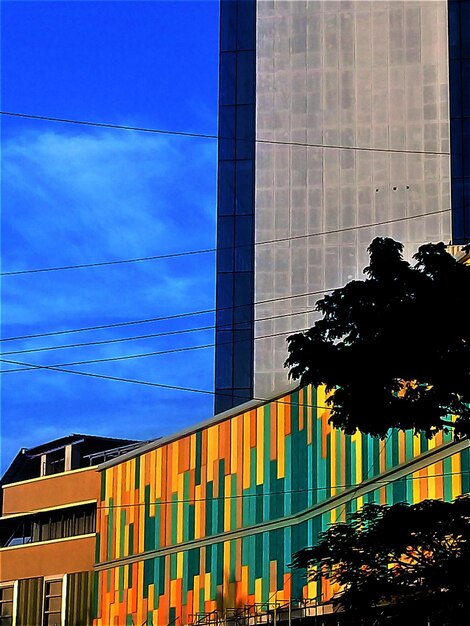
left=215, top=0, right=256, bottom=413
left=449, top=0, right=470, bottom=243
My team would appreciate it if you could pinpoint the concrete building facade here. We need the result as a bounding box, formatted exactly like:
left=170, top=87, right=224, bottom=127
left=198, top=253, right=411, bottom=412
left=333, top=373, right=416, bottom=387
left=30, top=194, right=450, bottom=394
left=215, top=0, right=459, bottom=414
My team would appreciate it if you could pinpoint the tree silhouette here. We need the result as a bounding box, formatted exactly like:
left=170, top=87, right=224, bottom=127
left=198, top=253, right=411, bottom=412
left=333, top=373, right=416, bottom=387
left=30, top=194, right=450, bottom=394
left=285, top=238, right=470, bottom=438
left=292, top=496, right=470, bottom=624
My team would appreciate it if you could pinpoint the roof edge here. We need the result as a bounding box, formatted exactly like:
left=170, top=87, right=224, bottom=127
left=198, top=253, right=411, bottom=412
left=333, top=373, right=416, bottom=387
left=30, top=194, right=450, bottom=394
left=98, top=382, right=300, bottom=471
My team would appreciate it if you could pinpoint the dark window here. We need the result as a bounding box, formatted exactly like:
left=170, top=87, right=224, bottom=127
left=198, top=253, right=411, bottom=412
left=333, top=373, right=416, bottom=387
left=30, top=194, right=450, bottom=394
left=461, top=2, right=470, bottom=57
left=0, top=586, right=14, bottom=626
left=220, top=0, right=237, bottom=52
left=235, top=160, right=254, bottom=215
left=43, top=448, right=66, bottom=476
left=219, top=52, right=236, bottom=106
left=43, top=580, right=62, bottom=626
left=236, top=1, right=255, bottom=50
left=217, top=161, right=236, bottom=216
left=449, top=0, right=470, bottom=244
left=236, top=51, right=255, bottom=105
left=0, top=504, right=96, bottom=548
left=216, top=274, right=234, bottom=328
left=216, top=0, right=256, bottom=414
left=235, top=215, right=254, bottom=272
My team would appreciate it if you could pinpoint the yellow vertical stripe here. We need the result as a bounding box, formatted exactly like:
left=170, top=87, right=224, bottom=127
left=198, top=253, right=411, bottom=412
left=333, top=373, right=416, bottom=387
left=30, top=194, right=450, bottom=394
left=256, top=407, right=264, bottom=485
left=243, top=412, right=251, bottom=489
left=148, top=583, right=155, bottom=612
left=317, top=385, right=326, bottom=419
left=412, top=470, right=420, bottom=503
left=155, top=449, right=162, bottom=499
left=451, top=452, right=462, bottom=498
left=190, top=434, right=196, bottom=470
left=204, top=573, right=211, bottom=601
left=170, top=579, right=177, bottom=610
left=177, top=551, right=184, bottom=579
left=224, top=474, right=231, bottom=531
left=428, top=464, right=436, bottom=499
left=207, top=426, right=219, bottom=483
left=255, top=578, right=262, bottom=604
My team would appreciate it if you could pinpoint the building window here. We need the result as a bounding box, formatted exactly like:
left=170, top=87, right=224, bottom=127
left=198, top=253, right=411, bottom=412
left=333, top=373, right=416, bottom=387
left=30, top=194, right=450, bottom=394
left=0, top=585, right=14, bottom=626
left=0, top=504, right=96, bottom=547
left=43, top=579, right=62, bottom=626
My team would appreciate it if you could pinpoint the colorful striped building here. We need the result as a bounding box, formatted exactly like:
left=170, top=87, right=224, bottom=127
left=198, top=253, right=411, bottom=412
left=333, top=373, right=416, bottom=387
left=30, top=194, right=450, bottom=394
left=94, top=385, right=470, bottom=625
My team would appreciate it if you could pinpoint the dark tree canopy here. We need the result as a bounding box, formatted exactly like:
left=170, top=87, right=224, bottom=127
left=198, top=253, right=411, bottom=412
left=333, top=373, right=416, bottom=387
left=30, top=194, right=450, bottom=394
left=285, top=238, right=470, bottom=438
left=293, top=497, right=470, bottom=624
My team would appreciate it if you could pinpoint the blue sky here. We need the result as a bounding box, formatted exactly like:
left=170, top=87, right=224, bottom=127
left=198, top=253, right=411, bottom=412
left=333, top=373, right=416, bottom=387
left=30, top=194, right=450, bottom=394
left=1, top=1, right=220, bottom=472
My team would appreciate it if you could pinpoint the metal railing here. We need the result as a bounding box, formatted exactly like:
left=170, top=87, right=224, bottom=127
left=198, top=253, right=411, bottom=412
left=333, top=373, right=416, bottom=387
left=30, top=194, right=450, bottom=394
left=187, top=598, right=333, bottom=626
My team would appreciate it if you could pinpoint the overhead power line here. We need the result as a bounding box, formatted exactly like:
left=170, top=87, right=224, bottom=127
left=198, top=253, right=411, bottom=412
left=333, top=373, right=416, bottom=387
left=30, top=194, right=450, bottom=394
left=0, top=209, right=451, bottom=276
left=0, top=324, right=312, bottom=373
left=0, top=287, right=330, bottom=343
left=0, top=111, right=451, bottom=157
left=9, top=471, right=465, bottom=515
left=0, top=111, right=218, bottom=140
left=1, top=248, right=215, bottom=276
left=0, top=356, right=323, bottom=405
left=0, top=342, right=214, bottom=373
left=0, top=306, right=316, bottom=357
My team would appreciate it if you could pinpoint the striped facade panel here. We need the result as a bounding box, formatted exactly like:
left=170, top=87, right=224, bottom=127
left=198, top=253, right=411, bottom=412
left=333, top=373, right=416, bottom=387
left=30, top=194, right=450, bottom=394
left=16, top=577, right=44, bottom=626
left=66, top=571, right=95, bottom=626
left=94, top=386, right=469, bottom=625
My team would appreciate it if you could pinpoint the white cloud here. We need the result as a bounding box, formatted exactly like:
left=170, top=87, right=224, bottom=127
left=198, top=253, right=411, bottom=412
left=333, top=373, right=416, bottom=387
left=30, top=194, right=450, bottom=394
left=1, top=126, right=217, bottom=472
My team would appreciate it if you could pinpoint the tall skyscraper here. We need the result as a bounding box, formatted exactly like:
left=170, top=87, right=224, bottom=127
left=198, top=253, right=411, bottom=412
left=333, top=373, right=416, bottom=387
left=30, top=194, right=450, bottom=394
left=215, top=0, right=467, bottom=415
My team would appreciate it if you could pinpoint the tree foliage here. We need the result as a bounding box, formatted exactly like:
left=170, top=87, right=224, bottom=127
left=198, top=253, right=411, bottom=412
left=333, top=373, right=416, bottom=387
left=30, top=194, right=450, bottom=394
left=285, top=238, right=470, bottom=438
left=292, top=497, right=470, bottom=624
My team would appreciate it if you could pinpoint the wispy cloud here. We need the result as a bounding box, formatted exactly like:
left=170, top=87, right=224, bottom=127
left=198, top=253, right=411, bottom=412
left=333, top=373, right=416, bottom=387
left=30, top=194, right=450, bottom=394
left=1, top=127, right=217, bottom=472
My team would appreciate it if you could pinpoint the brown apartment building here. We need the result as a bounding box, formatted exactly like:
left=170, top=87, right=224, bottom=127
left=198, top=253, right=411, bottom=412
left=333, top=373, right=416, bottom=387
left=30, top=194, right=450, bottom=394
left=0, top=434, right=141, bottom=626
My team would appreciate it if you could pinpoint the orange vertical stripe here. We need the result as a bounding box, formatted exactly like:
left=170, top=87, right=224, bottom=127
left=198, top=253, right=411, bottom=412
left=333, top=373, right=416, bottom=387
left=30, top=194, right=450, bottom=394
left=178, top=436, right=190, bottom=473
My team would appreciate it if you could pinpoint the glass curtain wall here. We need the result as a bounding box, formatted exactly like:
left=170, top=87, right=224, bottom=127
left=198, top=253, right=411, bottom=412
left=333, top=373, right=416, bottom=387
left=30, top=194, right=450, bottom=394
left=215, top=0, right=256, bottom=413
left=449, top=0, right=470, bottom=244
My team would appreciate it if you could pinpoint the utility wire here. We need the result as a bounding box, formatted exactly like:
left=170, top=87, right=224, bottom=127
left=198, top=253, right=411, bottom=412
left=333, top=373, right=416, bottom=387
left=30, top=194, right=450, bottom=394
left=0, top=111, right=451, bottom=156
left=0, top=326, right=307, bottom=373
left=0, top=325, right=215, bottom=357
left=1, top=209, right=451, bottom=276
left=0, top=356, right=331, bottom=405
left=7, top=472, right=467, bottom=516
left=0, top=343, right=214, bottom=373
left=0, top=288, right=330, bottom=343
left=1, top=248, right=215, bottom=276
left=0, top=306, right=316, bottom=357
left=95, top=470, right=470, bottom=507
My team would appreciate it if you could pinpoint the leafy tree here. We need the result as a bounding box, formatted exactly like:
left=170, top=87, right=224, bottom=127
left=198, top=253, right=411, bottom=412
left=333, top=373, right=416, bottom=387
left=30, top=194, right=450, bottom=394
left=292, top=496, right=470, bottom=625
left=285, top=238, right=470, bottom=438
